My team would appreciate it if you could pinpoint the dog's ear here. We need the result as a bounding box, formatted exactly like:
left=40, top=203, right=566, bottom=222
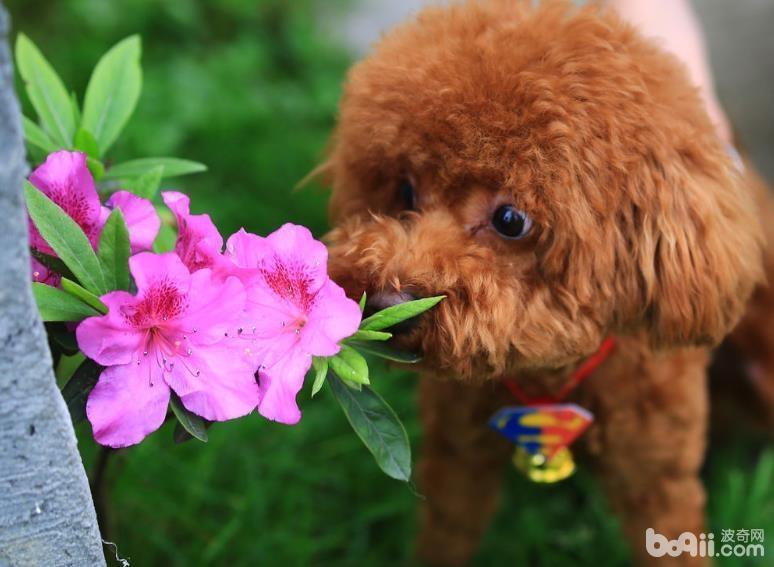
left=294, top=159, right=333, bottom=192
left=618, top=151, right=763, bottom=348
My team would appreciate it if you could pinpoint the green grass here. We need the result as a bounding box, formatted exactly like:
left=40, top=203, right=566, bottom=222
left=9, top=1, right=773, bottom=564
left=74, top=359, right=773, bottom=566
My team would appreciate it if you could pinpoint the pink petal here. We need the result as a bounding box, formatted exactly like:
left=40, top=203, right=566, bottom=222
left=262, top=223, right=329, bottom=297
left=29, top=151, right=102, bottom=249
left=162, top=191, right=223, bottom=271
left=177, top=270, right=246, bottom=345
left=257, top=345, right=312, bottom=425
left=164, top=343, right=261, bottom=421
left=28, top=220, right=49, bottom=252
left=300, top=278, right=362, bottom=356
left=244, top=280, right=302, bottom=338
left=86, top=362, right=171, bottom=448
left=220, top=228, right=269, bottom=284
left=129, top=252, right=191, bottom=295
left=76, top=291, right=145, bottom=366
left=225, top=228, right=268, bottom=269
left=106, top=191, right=161, bottom=253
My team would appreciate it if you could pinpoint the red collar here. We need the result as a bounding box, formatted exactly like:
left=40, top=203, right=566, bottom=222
left=502, top=337, right=616, bottom=405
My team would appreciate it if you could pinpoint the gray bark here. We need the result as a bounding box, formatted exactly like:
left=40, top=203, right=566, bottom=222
left=0, top=4, right=106, bottom=566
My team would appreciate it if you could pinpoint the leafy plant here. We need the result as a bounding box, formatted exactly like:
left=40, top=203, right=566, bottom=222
left=17, top=33, right=444, bottom=483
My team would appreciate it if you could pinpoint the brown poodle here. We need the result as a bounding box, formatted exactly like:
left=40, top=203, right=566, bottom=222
left=323, top=1, right=773, bottom=564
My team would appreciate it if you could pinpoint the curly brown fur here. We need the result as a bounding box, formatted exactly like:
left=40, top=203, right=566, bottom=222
left=324, top=1, right=768, bottom=565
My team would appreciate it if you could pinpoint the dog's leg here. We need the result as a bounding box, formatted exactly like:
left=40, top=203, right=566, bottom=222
left=415, top=377, right=513, bottom=567
left=582, top=345, right=710, bottom=566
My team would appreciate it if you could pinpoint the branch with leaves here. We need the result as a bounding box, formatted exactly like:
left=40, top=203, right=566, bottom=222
left=17, top=33, right=443, bottom=483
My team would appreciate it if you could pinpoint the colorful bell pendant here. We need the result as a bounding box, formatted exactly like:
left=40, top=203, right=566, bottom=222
left=489, top=404, right=593, bottom=483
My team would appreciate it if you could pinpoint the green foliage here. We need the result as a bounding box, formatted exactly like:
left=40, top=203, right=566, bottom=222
left=24, top=181, right=108, bottom=295
left=347, top=329, right=392, bottom=342
left=327, top=372, right=411, bottom=482
left=126, top=165, right=163, bottom=199
left=310, top=356, right=328, bottom=398
left=22, top=115, right=57, bottom=153
left=60, top=277, right=108, bottom=314
left=324, top=294, right=444, bottom=480
left=347, top=340, right=423, bottom=364
left=170, top=394, right=209, bottom=443
left=97, top=209, right=131, bottom=291
left=81, top=35, right=142, bottom=154
left=329, top=344, right=370, bottom=387
left=15, top=33, right=75, bottom=147
left=73, top=127, right=99, bottom=158
left=32, top=282, right=100, bottom=321
left=105, top=157, right=206, bottom=180
left=62, top=358, right=103, bottom=423
left=360, top=296, right=446, bottom=331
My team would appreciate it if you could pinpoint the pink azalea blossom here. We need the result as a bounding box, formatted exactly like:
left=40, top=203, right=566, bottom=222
left=76, top=252, right=261, bottom=447
left=29, top=150, right=103, bottom=253
left=102, top=190, right=161, bottom=253
left=28, top=151, right=160, bottom=282
left=162, top=191, right=224, bottom=272
left=225, top=224, right=361, bottom=424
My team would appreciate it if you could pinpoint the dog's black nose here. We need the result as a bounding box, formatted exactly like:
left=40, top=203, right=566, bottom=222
left=365, top=291, right=422, bottom=335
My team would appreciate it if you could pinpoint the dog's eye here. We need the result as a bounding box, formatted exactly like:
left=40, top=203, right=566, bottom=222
left=492, top=205, right=532, bottom=239
left=398, top=179, right=416, bottom=211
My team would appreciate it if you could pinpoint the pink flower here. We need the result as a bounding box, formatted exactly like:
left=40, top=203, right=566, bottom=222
left=29, top=151, right=102, bottom=253
left=162, top=191, right=224, bottom=272
left=225, top=224, right=361, bottom=424
left=76, top=252, right=261, bottom=447
left=102, top=191, right=161, bottom=254
left=28, top=151, right=160, bottom=281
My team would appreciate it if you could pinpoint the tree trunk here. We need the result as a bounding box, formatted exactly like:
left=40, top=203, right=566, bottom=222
left=0, top=4, right=106, bottom=566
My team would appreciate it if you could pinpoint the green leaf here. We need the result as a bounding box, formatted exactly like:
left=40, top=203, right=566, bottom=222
left=153, top=222, right=177, bottom=253
left=32, top=282, right=100, bottom=322
left=24, top=181, right=108, bottom=294
left=348, top=340, right=422, bottom=364
left=46, top=323, right=80, bottom=355
left=55, top=353, right=85, bottom=387
left=104, top=157, right=207, bottom=180
left=15, top=34, right=75, bottom=147
left=61, top=358, right=103, bottom=424
left=310, top=357, right=328, bottom=398
left=329, top=344, right=370, bottom=385
left=30, top=249, right=74, bottom=280
left=359, top=291, right=367, bottom=312
left=81, top=35, right=142, bottom=155
left=347, top=329, right=392, bottom=342
left=73, top=127, right=100, bottom=158
left=61, top=277, right=108, bottom=314
left=328, top=373, right=411, bottom=481
left=87, top=157, right=105, bottom=181
left=170, top=394, right=208, bottom=443
left=129, top=165, right=164, bottom=199
left=22, top=116, right=57, bottom=153
left=360, top=295, right=445, bottom=331
left=97, top=209, right=131, bottom=291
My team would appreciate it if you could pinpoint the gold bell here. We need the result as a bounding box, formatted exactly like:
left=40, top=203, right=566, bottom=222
left=512, top=446, right=576, bottom=483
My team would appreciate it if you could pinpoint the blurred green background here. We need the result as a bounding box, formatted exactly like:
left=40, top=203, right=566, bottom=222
left=6, top=0, right=772, bottom=565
